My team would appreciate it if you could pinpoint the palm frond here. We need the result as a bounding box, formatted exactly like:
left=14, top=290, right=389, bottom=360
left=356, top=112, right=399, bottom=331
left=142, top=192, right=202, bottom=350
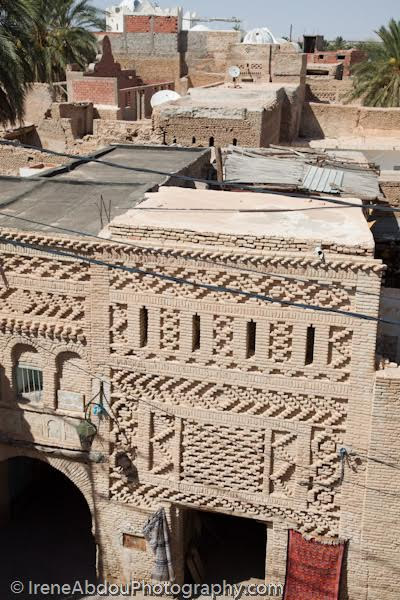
left=349, top=18, right=400, bottom=107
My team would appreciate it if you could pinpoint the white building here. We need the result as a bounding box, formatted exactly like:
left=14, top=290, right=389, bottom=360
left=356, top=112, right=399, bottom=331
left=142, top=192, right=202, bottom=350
left=182, top=10, right=200, bottom=30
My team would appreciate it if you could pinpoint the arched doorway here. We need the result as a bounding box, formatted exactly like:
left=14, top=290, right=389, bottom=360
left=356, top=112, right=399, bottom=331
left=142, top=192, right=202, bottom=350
left=0, top=457, right=96, bottom=598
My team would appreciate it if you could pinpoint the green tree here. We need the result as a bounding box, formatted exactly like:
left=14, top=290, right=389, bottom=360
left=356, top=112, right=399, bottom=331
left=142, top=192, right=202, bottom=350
left=0, top=0, right=37, bottom=125
left=30, top=0, right=105, bottom=83
left=324, top=36, right=352, bottom=51
left=349, top=19, right=400, bottom=107
left=355, top=39, right=384, bottom=62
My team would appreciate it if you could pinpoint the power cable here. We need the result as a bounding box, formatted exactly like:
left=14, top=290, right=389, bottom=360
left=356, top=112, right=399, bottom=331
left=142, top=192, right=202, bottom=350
left=0, top=209, right=388, bottom=303
left=0, top=139, right=398, bottom=213
left=11, top=321, right=400, bottom=488
left=0, top=235, right=396, bottom=325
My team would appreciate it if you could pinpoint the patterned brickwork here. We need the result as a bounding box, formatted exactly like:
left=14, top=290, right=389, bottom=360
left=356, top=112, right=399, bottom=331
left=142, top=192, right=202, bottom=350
left=149, top=411, right=175, bottom=477
left=109, top=479, right=339, bottom=537
left=110, top=267, right=357, bottom=310
left=307, top=428, right=343, bottom=530
left=110, top=303, right=129, bottom=355
left=110, top=369, right=348, bottom=427
left=160, top=309, right=180, bottom=353
left=0, top=253, right=90, bottom=281
left=269, top=321, right=293, bottom=362
left=211, top=315, right=234, bottom=361
left=0, top=230, right=387, bottom=597
left=328, top=327, right=353, bottom=370
left=270, top=431, right=297, bottom=498
left=0, top=288, right=85, bottom=321
left=181, top=420, right=265, bottom=494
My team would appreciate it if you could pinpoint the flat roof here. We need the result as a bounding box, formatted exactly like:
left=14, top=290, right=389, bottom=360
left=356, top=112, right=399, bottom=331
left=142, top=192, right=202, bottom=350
left=109, top=186, right=374, bottom=250
left=0, top=145, right=210, bottom=235
left=157, top=83, right=299, bottom=117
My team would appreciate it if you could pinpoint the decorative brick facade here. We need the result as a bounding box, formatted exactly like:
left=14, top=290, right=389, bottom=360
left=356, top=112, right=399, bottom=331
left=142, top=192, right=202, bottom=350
left=0, top=187, right=398, bottom=598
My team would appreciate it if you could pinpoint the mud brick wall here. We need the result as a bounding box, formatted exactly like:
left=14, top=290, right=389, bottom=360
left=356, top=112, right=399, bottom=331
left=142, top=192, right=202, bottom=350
left=300, top=102, right=400, bottom=139
left=109, top=33, right=181, bottom=85
left=0, top=221, right=398, bottom=599
left=153, top=105, right=281, bottom=148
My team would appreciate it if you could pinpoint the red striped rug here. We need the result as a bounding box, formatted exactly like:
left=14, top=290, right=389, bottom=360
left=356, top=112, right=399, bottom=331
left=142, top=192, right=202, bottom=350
left=283, top=530, right=345, bottom=600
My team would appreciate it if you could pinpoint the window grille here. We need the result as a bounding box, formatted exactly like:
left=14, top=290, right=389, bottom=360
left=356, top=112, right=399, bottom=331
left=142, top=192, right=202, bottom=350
left=16, top=364, right=43, bottom=402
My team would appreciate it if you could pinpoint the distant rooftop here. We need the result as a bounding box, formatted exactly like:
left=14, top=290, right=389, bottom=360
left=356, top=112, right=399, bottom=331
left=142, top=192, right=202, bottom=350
left=0, top=145, right=210, bottom=236
left=107, top=186, right=375, bottom=253
left=156, top=84, right=299, bottom=118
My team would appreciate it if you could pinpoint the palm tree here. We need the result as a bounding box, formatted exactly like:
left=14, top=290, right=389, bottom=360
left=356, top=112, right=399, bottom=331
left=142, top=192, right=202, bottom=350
left=0, top=0, right=37, bottom=125
left=31, top=0, right=105, bottom=83
left=324, top=36, right=350, bottom=51
left=349, top=19, right=400, bottom=107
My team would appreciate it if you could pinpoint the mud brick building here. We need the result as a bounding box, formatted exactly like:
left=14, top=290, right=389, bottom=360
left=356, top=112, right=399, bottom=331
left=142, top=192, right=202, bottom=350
left=306, top=48, right=366, bottom=79
left=67, top=36, right=174, bottom=121
left=153, top=83, right=305, bottom=147
left=0, top=171, right=400, bottom=598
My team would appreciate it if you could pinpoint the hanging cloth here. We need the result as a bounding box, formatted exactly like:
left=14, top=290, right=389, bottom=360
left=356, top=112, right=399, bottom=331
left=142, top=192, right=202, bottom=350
left=284, top=530, right=345, bottom=600
left=143, top=507, right=175, bottom=582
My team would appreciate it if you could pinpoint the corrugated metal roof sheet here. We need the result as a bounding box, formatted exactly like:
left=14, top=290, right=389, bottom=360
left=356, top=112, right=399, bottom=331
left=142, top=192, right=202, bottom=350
left=223, top=148, right=381, bottom=200
left=224, top=154, right=304, bottom=186
left=302, top=165, right=344, bottom=194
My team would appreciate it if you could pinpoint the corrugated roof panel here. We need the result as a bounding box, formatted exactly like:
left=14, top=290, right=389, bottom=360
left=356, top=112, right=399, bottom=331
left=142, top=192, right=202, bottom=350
left=223, top=149, right=380, bottom=199
left=303, top=166, right=344, bottom=194
left=224, top=153, right=304, bottom=186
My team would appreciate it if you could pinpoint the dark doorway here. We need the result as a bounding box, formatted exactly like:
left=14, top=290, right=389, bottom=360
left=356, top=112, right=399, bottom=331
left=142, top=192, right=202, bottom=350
left=184, top=510, right=267, bottom=585
left=0, top=457, right=96, bottom=599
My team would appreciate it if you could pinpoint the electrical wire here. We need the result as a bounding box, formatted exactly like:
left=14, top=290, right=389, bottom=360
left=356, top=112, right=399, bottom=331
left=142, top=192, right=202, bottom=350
left=1, top=142, right=400, bottom=482
left=11, top=320, right=400, bottom=489
left=0, top=209, right=388, bottom=303
left=0, top=139, right=398, bottom=213
left=0, top=235, right=396, bottom=325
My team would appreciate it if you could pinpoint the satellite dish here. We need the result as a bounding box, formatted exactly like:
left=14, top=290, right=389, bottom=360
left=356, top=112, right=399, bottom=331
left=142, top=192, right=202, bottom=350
left=228, top=65, right=241, bottom=79
left=150, top=90, right=181, bottom=109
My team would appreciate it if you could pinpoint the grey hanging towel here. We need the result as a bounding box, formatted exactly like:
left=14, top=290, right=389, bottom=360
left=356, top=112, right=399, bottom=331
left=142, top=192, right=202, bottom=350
left=143, top=507, right=175, bottom=582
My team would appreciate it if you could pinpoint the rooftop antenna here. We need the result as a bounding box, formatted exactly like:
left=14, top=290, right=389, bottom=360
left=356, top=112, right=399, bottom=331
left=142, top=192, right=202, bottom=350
left=228, top=65, right=241, bottom=88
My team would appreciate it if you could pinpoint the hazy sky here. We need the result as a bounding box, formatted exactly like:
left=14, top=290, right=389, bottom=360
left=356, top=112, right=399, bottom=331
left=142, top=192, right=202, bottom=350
left=93, top=0, right=398, bottom=40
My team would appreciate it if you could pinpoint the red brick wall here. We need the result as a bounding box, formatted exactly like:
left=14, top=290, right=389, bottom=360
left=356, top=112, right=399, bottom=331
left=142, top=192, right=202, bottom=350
left=123, top=15, right=178, bottom=33
left=153, top=16, right=178, bottom=33
left=306, top=50, right=366, bottom=76
left=124, top=15, right=151, bottom=33
left=72, top=79, right=116, bottom=105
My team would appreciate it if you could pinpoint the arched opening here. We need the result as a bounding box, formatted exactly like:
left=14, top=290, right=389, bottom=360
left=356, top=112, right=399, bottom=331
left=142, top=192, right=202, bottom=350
left=56, top=351, right=86, bottom=412
left=209, top=136, right=215, bottom=147
left=192, top=136, right=196, bottom=144
left=0, top=457, right=96, bottom=595
left=232, top=138, right=238, bottom=146
left=12, top=343, right=43, bottom=405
